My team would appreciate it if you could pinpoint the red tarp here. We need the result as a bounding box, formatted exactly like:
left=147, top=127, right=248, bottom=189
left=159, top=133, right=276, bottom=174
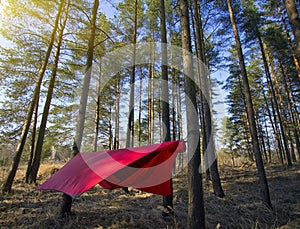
left=37, top=141, right=185, bottom=197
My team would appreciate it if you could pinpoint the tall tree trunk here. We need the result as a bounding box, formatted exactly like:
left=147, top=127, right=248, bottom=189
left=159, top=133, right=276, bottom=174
left=260, top=83, right=281, bottom=163
left=25, top=97, right=39, bottom=183
left=159, top=0, right=173, bottom=216
left=29, top=0, right=70, bottom=184
left=227, top=0, right=272, bottom=209
left=284, top=0, right=300, bottom=60
left=147, top=43, right=155, bottom=144
left=147, top=61, right=152, bottom=143
left=278, top=4, right=300, bottom=78
left=61, top=0, right=99, bottom=216
left=108, top=106, right=113, bottom=150
left=265, top=49, right=292, bottom=166
left=279, top=61, right=300, bottom=157
left=73, top=0, right=99, bottom=155
left=190, top=0, right=208, bottom=180
left=193, top=0, right=224, bottom=198
left=179, top=0, right=205, bottom=227
left=263, top=79, right=285, bottom=164
left=1, top=0, right=65, bottom=194
left=171, top=68, right=177, bottom=141
left=123, top=0, right=138, bottom=194
left=126, top=0, right=138, bottom=149
left=113, top=76, right=120, bottom=150
left=93, top=62, right=102, bottom=152
left=138, top=67, right=143, bottom=146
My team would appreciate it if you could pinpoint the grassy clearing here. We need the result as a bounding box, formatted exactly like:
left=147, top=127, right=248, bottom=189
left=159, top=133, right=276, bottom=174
left=0, top=162, right=299, bottom=228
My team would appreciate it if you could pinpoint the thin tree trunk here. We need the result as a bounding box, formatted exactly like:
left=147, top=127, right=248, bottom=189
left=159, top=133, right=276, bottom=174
left=25, top=97, right=39, bottom=183
left=278, top=4, right=300, bottom=78
left=279, top=61, right=300, bottom=157
left=263, top=78, right=284, bottom=164
left=151, top=58, right=155, bottom=143
left=179, top=0, right=205, bottom=227
left=123, top=0, right=138, bottom=194
left=138, top=67, right=143, bottom=146
left=93, top=62, right=102, bottom=152
left=284, top=0, right=300, bottom=60
left=126, top=0, right=138, bottom=149
left=73, top=0, right=99, bottom=155
left=193, top=0, right=224, bottom=198
left=62, top=0, right=99, bottom=216
left=147, top=45, right=153, bottom=143
left=159, top=0, right=173, bottom=216
left=171, top=68, right=177, bottom=141
left=29, top=0, right=70, bottom=184
left=265, top=49, right=292, bottom=166
left=113, top=76, right=120, bottom=150
left=108, top=106, right=113, bottom=150
left=1, top=0, right=65, bottom=194
left=260, top=83, right=278, bottom=163
left=190, top=0, right=208, bottom=181
left=227, top=0, right=272, bottom=209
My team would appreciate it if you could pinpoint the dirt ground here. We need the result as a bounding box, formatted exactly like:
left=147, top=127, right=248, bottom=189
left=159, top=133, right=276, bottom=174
left=0, top=161, right=299, bottom=228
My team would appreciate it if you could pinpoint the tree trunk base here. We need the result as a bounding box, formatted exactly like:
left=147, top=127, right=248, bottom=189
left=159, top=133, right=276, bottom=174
left=162, top=195, right=174, bottom=217
left=60, top=193, right=73, bottom=218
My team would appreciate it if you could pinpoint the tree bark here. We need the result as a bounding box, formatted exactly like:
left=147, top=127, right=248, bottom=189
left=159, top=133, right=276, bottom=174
left=265, top=49, right=292, bottom=166
left=113, top=76, right=120, bottom=150
left=25, top=97, right=39, bottom=183
left=62, top=0, right=99, bottom=215
left=1, top=0, right=65, bottom=194
left=138, top=67, right=143, bottom=146
left=279, top=61, right=300, bottom=158
left=73, top=0, right=99, bottom=155
left=123, top=0, right=138, bottom=194
left=278, top=4, right=300, bottom=78
left=159, top=0, right=173, bottom=216
left=125, top=0, right=138, bottom=150
left=179, top=0, right=206, bottom=228
left=28, top=0, right=70, bottom=184
left=93, top=62, right=102, bottom=152
left=284, top=0, right=300, bottom=60
left=227, top=0, right=272, bottom=209
left=193, top=0, right=224, bottom=198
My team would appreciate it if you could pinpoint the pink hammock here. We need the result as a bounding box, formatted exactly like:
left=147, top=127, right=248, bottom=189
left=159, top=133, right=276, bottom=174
left=38, top=141, right=185, bottom=197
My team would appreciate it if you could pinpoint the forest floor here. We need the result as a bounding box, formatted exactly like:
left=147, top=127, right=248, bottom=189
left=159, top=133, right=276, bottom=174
left=0, top=161, right=300, bottom=228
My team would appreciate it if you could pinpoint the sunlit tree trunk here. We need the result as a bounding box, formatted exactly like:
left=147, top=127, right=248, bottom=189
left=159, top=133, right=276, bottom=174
left=284, top=0, right=300, bottom=60
left=193, top=0, right=224, bottom=198
left=179, top=0, right=205, bottom=227
left=93, top=63, right=102, bottom=152
left=25, top=97, right=39, bottom=183
left=29, top=0, right=70, bottom=184
left=227, top=0, right=272, bottom=209
left=123, top=0, right=138, bottom=194
left=73, top=0, right=99, bottom=155
left=62, top=0, right=99, bottom=216
left=279, top=61, right=300, bottom=158
left=147, top=44, right=155, bottom=144
left=265, top=49, right=292, bottom=166
left=1, top=0, right=65, bottom=194
left=278, top=4, right=300, bottom=78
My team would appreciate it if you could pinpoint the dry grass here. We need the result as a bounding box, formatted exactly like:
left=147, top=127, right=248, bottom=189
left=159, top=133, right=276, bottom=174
left=0, top=161, right=299, bottom=228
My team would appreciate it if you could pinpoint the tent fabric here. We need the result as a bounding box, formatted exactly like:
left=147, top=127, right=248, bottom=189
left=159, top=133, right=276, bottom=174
left=37, top=140, right=185, bottom=197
